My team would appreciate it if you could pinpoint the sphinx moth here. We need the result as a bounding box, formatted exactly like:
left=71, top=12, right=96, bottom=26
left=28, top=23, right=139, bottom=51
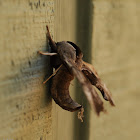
left=38, top=26, right=115, bottom=122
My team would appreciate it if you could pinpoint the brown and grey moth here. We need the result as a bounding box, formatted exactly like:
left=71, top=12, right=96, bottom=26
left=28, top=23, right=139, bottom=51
left=38, top=26, right=115, bottom=122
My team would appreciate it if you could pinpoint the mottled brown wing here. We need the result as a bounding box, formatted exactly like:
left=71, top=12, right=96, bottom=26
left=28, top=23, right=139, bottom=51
left=82, top=61, right=115, bottom=106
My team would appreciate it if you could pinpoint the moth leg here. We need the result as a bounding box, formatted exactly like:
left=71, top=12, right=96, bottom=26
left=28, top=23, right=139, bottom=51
left=43, top=64, right=63, bottom=84
left=38, top=51, right=57, bottom=56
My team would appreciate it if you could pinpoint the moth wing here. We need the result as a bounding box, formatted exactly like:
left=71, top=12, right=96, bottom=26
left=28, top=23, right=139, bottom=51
left=82, top=61, right=115, bottom=106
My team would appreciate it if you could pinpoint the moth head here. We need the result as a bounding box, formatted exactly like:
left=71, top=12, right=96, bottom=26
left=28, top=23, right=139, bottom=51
left=67, top=41, right=83, bottom=59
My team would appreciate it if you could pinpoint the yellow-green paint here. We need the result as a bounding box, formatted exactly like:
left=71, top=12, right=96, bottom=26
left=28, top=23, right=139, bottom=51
left=90, top=1, right=140, bottom=140
left=0, top=0, right=54, bottom=139
left=0, top=0, right=140, bottom=140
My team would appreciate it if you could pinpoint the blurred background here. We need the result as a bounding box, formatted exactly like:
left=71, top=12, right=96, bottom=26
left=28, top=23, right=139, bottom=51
left=0, top=0, right=140, bottom=140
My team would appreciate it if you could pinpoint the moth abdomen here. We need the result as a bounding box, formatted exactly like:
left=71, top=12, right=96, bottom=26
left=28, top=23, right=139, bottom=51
left=51, top=65, right=82, bottom=112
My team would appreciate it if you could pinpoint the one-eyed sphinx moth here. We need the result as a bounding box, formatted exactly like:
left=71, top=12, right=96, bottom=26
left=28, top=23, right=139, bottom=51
left=38, top=26, right=115, bottom=122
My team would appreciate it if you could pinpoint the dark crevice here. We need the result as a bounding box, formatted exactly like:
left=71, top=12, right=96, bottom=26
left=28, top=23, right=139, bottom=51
left=73, top=0, right=94, bottom=140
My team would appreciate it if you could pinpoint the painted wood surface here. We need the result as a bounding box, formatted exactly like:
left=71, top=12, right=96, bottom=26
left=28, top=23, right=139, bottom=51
left=90, top=1, right=140, bottom=140
left=0, top=0, right=54, bottom=139
left=0, top=0, right=140, bottom=140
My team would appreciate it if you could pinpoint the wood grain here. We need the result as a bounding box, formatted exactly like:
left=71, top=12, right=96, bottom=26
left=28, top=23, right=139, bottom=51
left=0, top=0, right=54, bottom=139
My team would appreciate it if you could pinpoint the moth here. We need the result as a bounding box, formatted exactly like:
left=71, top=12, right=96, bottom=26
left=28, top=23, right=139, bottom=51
left=38, top=26, right=115, bottom=122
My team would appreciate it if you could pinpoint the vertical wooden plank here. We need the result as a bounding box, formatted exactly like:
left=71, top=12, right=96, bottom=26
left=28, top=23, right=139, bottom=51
left=90, top=1, right=140, bottom=140
left=0, top=0, right=54, bottom=139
